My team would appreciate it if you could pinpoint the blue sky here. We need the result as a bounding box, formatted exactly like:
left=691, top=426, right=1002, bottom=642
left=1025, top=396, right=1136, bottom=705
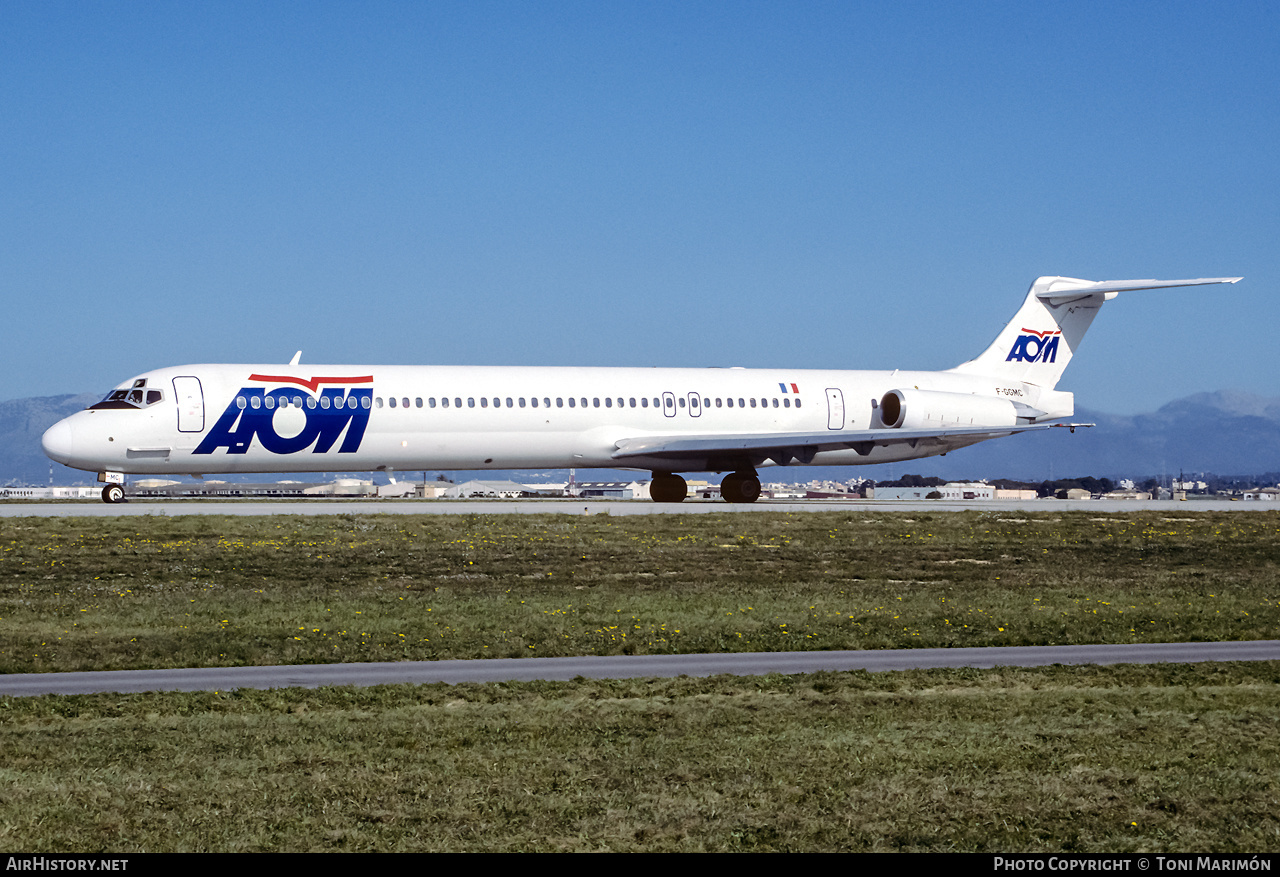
left=3, top=1, right=1276, bottom=414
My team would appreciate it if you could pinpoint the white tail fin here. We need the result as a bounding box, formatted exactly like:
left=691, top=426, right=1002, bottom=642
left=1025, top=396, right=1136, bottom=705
left=949, top=275, right=1241, bottom=389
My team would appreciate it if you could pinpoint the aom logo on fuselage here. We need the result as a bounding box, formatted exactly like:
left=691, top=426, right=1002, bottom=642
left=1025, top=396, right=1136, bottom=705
left=194, top=374, right=373, bottom=456
left=1006, top=328, right=1061, bottom=364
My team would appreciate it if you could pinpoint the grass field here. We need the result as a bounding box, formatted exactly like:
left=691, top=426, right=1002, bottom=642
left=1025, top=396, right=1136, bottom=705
left=3, top=664, right=1279, bottom=851
left=1, top=509, right=1278, bottom=851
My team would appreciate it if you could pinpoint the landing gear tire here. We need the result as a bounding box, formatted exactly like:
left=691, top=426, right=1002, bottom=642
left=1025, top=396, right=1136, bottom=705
left=650, top=473, right=687, bottom=503
left=720, top=473, right=761, bottom=504
left=101, top=484, right=125, bottom=504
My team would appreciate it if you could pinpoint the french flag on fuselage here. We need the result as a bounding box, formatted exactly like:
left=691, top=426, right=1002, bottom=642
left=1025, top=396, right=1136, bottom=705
left=778, top=382, right=800, bottom=394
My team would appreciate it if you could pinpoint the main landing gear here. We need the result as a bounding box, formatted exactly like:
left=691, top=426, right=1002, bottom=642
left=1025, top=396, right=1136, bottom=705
left=101, top=484, right=125, bottom=504
left=650, top=472, right=688, bottom=503
left=720, top=471, right=762, bottom=504
left=648, top=471, right=762, bottom=504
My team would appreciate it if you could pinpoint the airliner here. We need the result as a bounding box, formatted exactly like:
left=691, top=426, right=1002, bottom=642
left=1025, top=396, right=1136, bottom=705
left=42, top=275, right=1240, bottom=503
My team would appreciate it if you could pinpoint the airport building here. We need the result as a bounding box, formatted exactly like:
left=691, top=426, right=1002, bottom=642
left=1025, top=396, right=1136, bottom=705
left=0, top=486, right=99, bottom=499
left=125, top=479, right=379, bottom=498
left=575, top=481, right=650, bottom=500
left=442, top=480, right=528, bottom=498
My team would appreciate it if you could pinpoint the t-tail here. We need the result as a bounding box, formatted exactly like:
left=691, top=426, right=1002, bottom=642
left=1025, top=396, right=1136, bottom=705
left=949, top=275, right=1242, bottom=390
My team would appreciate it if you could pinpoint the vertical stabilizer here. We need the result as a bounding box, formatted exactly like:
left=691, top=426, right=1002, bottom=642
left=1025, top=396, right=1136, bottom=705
left=949, top=275, right=1241, bottom=389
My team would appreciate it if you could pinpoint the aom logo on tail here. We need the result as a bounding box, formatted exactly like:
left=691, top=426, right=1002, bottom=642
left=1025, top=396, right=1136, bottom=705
left=194, top=375, right=374, bottom=456
left=1006, top=328, right=1061, bottom=364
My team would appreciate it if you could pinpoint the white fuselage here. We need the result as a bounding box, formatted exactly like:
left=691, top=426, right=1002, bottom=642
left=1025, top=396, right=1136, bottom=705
left=41, top=362, right=1063, bottom=477
left=42, top=275, right=1239, bottom=502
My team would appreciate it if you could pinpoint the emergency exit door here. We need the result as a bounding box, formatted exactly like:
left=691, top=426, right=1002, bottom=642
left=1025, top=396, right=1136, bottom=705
left=825, top=388, right=844, bottom=430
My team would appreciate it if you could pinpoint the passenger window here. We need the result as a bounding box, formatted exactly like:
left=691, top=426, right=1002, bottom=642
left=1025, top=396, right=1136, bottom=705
left=605, top=398, right=611, bottom=408
left=307, top=397, right=316, bottom=409
left=784, top=398, right=790, bottom=408
left=455, top=398, right=462, bottom=408
left=250, top=396, right=262, bottom=409
left=403, top=397, right=410, bottom=408
left=442, top=398, right=450, bottom=408
left=629, top=398, right=636, bottom=407
left=468, top=398, right=475, bottom=408
left=593, top=398, right=600, bottom=408
left=726, top=398, right=733, bottom=408
left=773, top=398, right=779, bottom=408
left=750, top=399, right=756, bottom=408
left=388, top=397, right=396, bottom=408
left=493, top=397, right=501, bottom=408
left=481, top=398, right=488, bottom=408
left=568, top=398, right=575, bottom=408
left=796, top=399, right=802, bottom=408
left=506, top=397, right=513, bottom=408
left=362, top=396, right=371, bottom=408
left=679, top=398, right=685, bottom=408
left=641, top=398, right=648, bottom=408
left=519, top=397, right=526, bottom=407
left=580, top=398, right=587, bottom=408
left=320, top=396, right=331, bottom=409
left=429, top=398, right=436, bottom=408
left=416, top=398, right=423, bottom=408
left=543, top=397, right=550, bottom=408
left=377, top=398, right=385, bottom=408
left=237, top=396, right=247, bottom=409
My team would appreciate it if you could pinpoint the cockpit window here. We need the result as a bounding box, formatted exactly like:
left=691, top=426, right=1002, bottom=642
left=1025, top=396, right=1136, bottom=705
left=89, top=378, right=164, bottom=411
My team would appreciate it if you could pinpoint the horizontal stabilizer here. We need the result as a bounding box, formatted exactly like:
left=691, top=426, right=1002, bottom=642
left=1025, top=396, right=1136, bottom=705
left=1034, top=276, right=1242, bottom=306
left=951, top=275, right=1242, bottom=388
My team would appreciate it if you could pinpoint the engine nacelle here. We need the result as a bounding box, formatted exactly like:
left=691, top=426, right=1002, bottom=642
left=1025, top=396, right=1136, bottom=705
left=879, top=389, right=1019, bottom=430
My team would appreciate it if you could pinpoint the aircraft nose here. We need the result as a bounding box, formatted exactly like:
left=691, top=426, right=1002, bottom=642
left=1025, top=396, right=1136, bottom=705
left=41, top=419, right=76, bottom=465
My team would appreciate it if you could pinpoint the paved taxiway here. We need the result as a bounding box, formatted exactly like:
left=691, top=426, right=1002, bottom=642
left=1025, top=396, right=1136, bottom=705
left=1, top=498, right=1273, bottom=516
left=3, top=641, right=1278, bottom=697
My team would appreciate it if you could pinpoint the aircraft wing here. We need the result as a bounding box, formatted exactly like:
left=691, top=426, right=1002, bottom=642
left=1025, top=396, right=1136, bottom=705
left=612, top=422, right=1090, bottom=468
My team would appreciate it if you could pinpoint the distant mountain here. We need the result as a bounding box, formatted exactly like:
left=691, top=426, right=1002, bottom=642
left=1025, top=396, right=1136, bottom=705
left=1, top=389, right=1276, bottom=487
left=903, top=390, right=1280, bottom=482
left=0, top=393, right=100, bottom=486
